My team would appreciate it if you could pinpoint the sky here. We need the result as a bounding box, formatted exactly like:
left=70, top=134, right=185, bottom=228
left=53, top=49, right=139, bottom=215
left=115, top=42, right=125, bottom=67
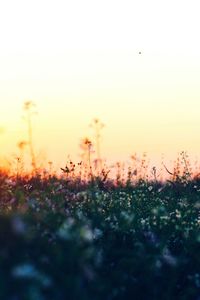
left=0, top=0, right=200, bottom=170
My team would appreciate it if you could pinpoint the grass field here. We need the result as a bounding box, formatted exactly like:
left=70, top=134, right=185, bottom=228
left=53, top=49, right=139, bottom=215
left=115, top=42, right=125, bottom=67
left=0, top=166, right=200, bottom=300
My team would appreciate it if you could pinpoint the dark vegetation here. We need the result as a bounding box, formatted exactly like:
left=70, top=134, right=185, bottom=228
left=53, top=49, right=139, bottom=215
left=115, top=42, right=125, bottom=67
left=0, top=103, right=199, bottom=299
left=0, top=164, right=200, bottom=300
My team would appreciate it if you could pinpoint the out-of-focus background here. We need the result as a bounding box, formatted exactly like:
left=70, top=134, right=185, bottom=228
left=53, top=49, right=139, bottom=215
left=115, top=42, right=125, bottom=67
left=0, top=0, right=200, bottom=169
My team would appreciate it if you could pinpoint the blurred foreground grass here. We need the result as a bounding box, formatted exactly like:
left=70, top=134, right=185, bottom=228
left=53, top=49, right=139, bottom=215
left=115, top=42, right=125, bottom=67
left=0, top=172, right=200, bottom=300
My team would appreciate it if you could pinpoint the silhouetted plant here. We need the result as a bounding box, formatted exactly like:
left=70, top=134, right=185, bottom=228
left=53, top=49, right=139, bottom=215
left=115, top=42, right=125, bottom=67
left=17, top=140, right=27, bottom=175
left=89, top=118, right=105, bottom=173
left=80, top=137, right=94, bottom=180
left=22, top=101, right=37, bottom=175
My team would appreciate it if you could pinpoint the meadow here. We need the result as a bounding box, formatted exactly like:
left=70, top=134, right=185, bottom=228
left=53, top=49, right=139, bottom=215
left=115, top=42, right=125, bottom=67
left=1, top=0, right=200, bottom=297
left=0, top=155, right=200, bottom=300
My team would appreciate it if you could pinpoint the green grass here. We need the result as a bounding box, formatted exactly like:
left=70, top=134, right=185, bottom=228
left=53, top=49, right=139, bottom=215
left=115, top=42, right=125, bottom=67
left=0, top=172, right=200, bottom=299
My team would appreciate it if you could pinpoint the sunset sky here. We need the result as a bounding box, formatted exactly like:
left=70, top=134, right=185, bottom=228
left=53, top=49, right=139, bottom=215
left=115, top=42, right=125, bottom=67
left=0, top=0, right=200, bottom=170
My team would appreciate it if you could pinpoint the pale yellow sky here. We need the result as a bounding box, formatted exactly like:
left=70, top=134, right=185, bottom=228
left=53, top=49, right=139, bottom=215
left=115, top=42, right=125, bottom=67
left=0, top=0, right=200, bottom=169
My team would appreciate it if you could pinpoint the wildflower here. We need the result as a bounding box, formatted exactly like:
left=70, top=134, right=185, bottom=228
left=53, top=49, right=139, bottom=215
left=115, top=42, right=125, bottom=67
left=57, top=218, right=75, bottom=240
left=80, top=226, right=93, bottom=242
left=175, top=209, right=181, bottom=219
left=93, top=228, right=103, bottom=239
left=10, top=198, right=16, bottom=204
left=27, top=198, right=37, bottom=209
left=162, top=248, right=177, bottom=267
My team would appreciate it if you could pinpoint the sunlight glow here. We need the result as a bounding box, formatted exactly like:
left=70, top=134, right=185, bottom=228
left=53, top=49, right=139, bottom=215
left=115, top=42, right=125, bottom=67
left=0, top=0, right=200, bottom=170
